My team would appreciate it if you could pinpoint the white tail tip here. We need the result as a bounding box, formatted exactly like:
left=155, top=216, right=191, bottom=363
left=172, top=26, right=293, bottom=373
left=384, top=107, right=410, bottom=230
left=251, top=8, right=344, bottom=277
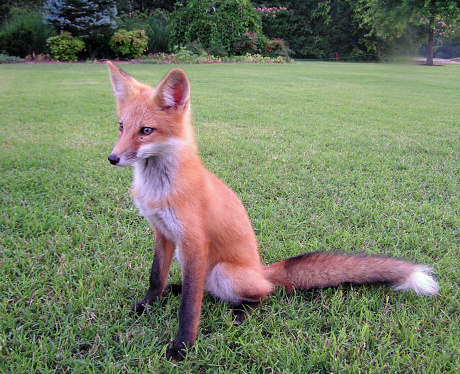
left=393, top=266, right=439, bottom=295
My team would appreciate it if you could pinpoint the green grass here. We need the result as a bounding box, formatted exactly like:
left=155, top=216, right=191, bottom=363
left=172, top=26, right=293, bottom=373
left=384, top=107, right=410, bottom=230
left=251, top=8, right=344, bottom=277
left=1, top=62, right=459, bottom=373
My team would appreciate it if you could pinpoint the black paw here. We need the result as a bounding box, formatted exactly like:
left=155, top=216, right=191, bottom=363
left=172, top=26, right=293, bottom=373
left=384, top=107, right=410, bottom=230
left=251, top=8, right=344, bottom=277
left=166, top=346, right=186, bottom=361
left=232, top=309, right=249, bottom=325
left=231, top=301, right=260, bottom=325
left=130, top=300, right=147, bottom=315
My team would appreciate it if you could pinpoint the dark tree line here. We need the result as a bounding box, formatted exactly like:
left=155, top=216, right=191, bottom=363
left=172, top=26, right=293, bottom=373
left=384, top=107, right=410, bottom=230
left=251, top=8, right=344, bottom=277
left=0, top=0, right=459, bottom=63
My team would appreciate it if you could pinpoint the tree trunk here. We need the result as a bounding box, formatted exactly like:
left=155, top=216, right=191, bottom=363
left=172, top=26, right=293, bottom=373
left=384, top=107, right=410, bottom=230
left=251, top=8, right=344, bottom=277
left=426, top=28, right=434, bottom=66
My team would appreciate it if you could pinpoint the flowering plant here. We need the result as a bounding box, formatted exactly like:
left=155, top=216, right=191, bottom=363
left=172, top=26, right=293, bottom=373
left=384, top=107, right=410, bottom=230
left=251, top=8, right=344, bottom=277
left=255, top=6, right=292, bottom=17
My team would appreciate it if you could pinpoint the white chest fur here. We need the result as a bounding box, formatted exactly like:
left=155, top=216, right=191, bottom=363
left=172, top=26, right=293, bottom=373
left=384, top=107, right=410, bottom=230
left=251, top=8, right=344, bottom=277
left=136, top=201, right=182, bottom=243
left=132, top=139, right=184, bottom=243
left=133, top=140, right=182, bottom=203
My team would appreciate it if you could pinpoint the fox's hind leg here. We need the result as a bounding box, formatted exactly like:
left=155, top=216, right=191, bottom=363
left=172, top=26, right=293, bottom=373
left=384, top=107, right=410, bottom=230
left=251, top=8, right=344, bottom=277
left=165, top=284, right=182, bottom=295
left=231, top=301, right=261, bottom=325
left=205, top=262, right=273, bottom=323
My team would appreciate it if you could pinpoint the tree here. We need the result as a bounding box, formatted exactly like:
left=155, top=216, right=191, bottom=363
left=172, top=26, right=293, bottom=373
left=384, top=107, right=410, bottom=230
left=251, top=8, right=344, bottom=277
left=43, top=0, right=117, bottom=36
left=116, top=0, right=178, bottom=14
left=0, top=0, right=44, bottom=22
left=253, top=0, right=382, bottom=60
left=365, top=0, right=460, bottom=65
left=43, top=0, right=118, bottom=57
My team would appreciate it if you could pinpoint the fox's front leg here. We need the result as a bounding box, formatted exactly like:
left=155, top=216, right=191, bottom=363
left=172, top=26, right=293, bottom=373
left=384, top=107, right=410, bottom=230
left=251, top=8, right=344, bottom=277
left=132, top=232, right=175, bottom=314
left=166, top=249, right=207, bottom=361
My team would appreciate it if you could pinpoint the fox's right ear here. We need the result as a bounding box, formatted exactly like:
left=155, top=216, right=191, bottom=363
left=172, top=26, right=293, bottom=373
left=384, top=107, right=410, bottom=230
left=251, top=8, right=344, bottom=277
left=107, top=61, right=143, bottom=108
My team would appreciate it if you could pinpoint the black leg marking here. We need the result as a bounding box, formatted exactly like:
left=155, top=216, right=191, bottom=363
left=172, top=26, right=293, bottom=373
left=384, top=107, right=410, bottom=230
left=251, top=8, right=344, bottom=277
left=165, top=284, right=183, bottom=296
left=166, top=254, right=206, bottom=361
left=131, top=233, right=174, bottom=315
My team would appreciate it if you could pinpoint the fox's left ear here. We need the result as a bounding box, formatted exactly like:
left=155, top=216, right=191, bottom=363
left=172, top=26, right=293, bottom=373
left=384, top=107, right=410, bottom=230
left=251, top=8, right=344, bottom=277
left=155, top=69, right=190, bottom=109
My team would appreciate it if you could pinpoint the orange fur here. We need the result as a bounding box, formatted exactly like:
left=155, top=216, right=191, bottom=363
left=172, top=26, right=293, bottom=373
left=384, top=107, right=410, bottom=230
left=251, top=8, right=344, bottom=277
left=106, top=62, right=439, bottom=360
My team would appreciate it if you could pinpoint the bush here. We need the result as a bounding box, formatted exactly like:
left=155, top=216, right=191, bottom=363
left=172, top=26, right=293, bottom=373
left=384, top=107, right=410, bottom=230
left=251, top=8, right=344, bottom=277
left=234, top=31, right=262, bottom=55
left=116, top=9, right=170, bottom=54
left=140, top=48, right=292, bottom=64
left=233, top=31, right=291, bottom=58
left=255, top=6, right=293, bottom=41
left=207, top=44, right=229, bottom=57
left=109, top=29, right=148, bottom=59
left=147, top=10, right=170, bottom=53
left=25, top=53, right=52, bottom=62
left=0, top=28, right=33, bottom=57
left=43, top=0, right=117, bottom=58
left=169, top=0, right=262, bottom=55
left=0, top=7, right=53, bottom=57
left=47, top=32, right=85, bottom=62
left=0, top=53, right=25, bottom=63
left=265, top=38, right=291, bottom=58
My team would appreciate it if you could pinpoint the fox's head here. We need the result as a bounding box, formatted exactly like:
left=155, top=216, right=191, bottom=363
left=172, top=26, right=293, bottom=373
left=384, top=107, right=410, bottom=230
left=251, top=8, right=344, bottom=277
left=107, top=62, right=192, bottom=166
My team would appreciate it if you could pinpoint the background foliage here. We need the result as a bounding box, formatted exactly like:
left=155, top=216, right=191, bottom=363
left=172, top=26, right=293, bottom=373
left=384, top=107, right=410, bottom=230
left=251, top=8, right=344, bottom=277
left=47, top=31, right=85, bottom=61
left=254, top=0, right=379, bottom=59
left=0, top=6, right=53, bottom=57
left=0, top=0, right=459, bottom=61
left=43, top=0, right=118, bottom=58
left=109, top=29, right=148, bottom=59
left=169, top=0, right=262, bottom=56
left=116, top=9, right=170, bottom=54
left=364, top=0, right=460, bottom=65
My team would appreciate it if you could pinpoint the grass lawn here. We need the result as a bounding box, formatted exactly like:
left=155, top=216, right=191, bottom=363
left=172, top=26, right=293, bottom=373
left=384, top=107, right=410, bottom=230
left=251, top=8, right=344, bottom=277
left=1, top=61, right=459, bottom=373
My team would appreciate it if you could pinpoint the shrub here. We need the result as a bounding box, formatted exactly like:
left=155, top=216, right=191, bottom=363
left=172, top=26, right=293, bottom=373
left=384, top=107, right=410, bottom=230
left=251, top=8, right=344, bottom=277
left=173, top=46, right=201, bottom=63
left=233, top=31, right=291, bottom=57
left=0, top=53, right=25, bottom=63
left=265, top=38, right=291, bottom=58
left=47, top=32, right=85, bottom=62
left=116, top=9, right=170, bottom=54
left=183, top=41, right=207, bottom=55
left=140, top=49, right=292, bottom=64
left=234, top=31, right=261, bottom=55
left=0, top=7, right=53, bottom=57
left=0, top=28, right=33, bottom=57
left=207, top=44, right=229, bottom=57
left=43, top=0, right=118, bottom=59
left=169, top=0, right=262, bottom=55
left=25, top=53, right=52, bottom=63
left=147, top=10, right=170, bottom=53
left=255, top=6, right=293, bottom=41
left=109, top=29, right=148, bottom=59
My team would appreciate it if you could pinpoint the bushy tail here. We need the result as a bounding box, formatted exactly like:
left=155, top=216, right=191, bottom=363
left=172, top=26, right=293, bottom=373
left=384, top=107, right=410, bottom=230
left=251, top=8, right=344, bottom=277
left=263, top=252, right=439, bottom=295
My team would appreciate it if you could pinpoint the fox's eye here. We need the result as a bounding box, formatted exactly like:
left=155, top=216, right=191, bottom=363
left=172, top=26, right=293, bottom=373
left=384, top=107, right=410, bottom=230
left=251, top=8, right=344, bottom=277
left=118, top=123, right=123, bottom=131
left=140, top=127, right=154, bottom=135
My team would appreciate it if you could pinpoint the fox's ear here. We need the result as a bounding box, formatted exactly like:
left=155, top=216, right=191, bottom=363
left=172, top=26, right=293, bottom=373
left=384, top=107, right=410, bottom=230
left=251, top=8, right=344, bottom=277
left=107, top=61, right=146, bottom=107
left=155, top=69, right=190, bottom=108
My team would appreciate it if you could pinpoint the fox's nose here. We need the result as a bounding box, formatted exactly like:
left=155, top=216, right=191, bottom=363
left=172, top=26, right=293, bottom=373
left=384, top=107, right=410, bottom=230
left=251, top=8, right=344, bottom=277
left=108, top=154, right=120, bottom=165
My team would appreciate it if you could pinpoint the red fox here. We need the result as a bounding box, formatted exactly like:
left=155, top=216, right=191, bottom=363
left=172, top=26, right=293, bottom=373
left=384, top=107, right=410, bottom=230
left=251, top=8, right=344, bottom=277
left=106, top=62, right=439, bottom=360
